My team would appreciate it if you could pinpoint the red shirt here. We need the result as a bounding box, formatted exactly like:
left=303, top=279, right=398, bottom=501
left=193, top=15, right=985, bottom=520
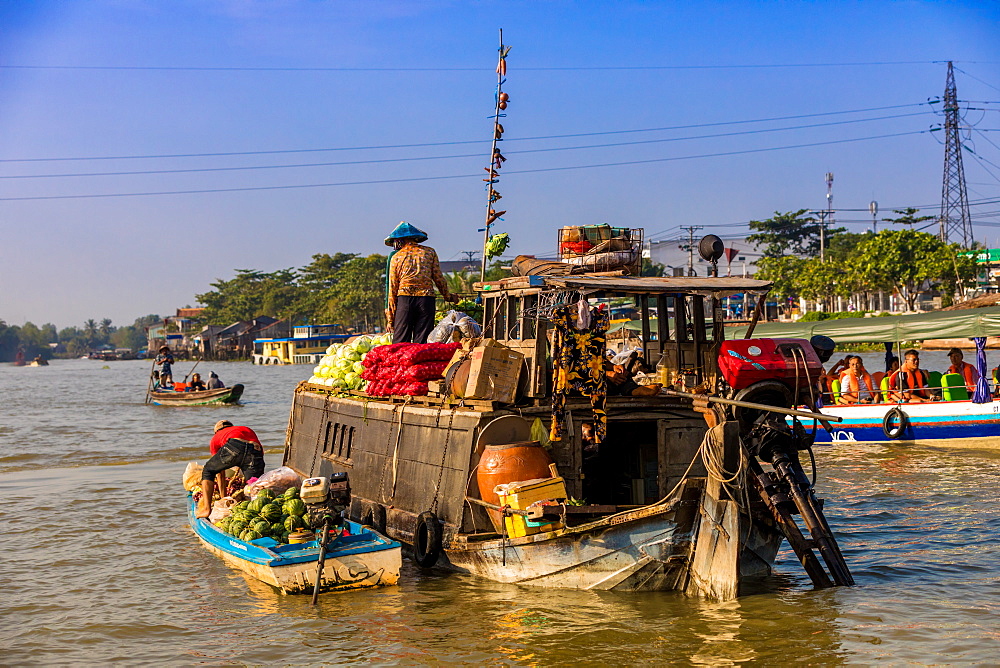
left=209, top=425, right=261, bottom=455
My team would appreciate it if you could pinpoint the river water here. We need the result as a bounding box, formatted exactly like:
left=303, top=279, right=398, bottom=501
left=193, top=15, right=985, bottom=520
left=2, top=354, right=999, bottom=666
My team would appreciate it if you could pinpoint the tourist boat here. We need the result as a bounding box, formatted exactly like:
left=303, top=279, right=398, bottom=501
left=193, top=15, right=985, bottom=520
left=149, top=384, right=245, bottom=406
left=731, top=307, right=1000, bottom=449
left=187, top=494, right=401, bottom=594
left=280, top=271, right=853, bottom=599
left=29, top=358, right=49, bottom=367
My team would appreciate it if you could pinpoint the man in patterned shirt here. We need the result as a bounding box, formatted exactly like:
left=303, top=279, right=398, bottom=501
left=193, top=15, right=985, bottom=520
left=384, top=221, right=458, bottom=343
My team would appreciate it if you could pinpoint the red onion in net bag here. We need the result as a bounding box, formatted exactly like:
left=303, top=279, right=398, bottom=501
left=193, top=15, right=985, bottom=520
left=405, top=360, right=449, bottom=381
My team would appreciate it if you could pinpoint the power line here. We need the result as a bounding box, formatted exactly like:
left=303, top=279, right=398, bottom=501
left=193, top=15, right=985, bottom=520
left=954, top=66, right=1000, bottom=95
left=0, top=130, right=929, bottom=201
left=0, top=102, right=933, bottom=164
left=0, top=60, right=946, bottom=73
left=0, top=112, right=932, bottom=180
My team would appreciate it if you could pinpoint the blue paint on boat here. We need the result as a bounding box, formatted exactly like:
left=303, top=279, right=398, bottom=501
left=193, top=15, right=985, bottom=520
left=186, top=493, right=399, bottom=567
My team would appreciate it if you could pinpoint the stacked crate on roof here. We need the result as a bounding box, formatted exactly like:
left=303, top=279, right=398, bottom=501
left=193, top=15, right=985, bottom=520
left=557, top=225, right=643, bottom=275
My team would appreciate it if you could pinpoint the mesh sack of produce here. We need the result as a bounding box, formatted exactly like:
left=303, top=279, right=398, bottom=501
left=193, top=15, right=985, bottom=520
left=404, top=360, right=450, bottom=381
left=397, top=342, right=462, bottom=365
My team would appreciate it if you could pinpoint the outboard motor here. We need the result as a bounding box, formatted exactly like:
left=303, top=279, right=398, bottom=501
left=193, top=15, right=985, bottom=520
left=301, top=472, right=351, bottom=531
left=301, top=472, right=351, bottom=605
left=718, top=338, right=824, bottom=431
left=717, top=336, right=854, bottom=588
left=743, top=414, right=854, bottom=588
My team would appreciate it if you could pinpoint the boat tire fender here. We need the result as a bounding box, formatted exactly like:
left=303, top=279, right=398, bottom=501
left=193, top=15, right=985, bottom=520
left=361, top=502, right=387, bottom=534
left=413, top=511, right=442, bottom=568
left=882, top=407, right=908, bottom=440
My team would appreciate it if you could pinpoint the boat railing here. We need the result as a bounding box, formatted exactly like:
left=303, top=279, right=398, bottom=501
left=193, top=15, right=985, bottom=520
left=821, top=381, right=994, bottom=405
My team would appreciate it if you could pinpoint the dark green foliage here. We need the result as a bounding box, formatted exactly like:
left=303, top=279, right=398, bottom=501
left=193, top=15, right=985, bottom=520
left=747, top=209, right=844, bottom=258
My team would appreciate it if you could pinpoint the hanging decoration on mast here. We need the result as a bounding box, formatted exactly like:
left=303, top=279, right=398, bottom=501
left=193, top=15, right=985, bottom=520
left=481, top=29, right=511, bottom=281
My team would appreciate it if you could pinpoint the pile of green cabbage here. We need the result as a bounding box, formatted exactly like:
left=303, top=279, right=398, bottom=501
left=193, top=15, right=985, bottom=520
left=307, top=334, right=392, bottom=390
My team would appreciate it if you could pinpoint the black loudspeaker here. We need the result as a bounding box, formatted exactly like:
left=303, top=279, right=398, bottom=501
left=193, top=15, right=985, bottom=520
left=698, top=235, right=725, bottom=263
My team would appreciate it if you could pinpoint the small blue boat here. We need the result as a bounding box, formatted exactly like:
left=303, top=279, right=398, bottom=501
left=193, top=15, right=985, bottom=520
left=187, top=494, right=401, bottom=594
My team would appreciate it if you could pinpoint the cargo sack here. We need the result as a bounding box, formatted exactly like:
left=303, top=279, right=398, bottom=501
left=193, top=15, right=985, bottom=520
left=209, top=497, right=236, bottom=524
left=245, top=466, right=301, bottom=498
left=427, top=311, right=461, bottom=343
left=182, top=462, right=204, bottom=491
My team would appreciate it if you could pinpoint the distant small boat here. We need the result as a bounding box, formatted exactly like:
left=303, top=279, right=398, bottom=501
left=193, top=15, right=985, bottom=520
left=187, top=494, right=401, bottom=594
left=149, top=384, right=244, bottom=406
left=29, top=357, right=49, bottom=367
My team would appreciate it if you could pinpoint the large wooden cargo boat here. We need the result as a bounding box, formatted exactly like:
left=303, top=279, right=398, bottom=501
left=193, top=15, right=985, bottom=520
left=282, top=274, right=850, bottom=599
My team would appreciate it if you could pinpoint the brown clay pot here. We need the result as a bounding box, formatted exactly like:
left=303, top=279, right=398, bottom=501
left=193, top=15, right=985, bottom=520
left=477, top=441, right=554, bottom=531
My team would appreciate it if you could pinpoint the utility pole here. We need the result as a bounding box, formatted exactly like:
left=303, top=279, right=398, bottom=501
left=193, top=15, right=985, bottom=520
left=938, top=61, right=973, bottom=248
left=460, top=250, right=480, bottom=264
left=679, top=226, right=703, bottom=276
left=821, top=172, right=834, bottom=262
left=870, top=200, right=878, bottom=234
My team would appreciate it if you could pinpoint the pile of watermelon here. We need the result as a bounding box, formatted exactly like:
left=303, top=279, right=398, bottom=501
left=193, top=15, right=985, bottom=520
left=213, top=486, right=308, bottom=544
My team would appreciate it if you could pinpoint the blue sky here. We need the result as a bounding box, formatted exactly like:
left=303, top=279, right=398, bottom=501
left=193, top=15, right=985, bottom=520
left=2, top=1, right=999, bottom=327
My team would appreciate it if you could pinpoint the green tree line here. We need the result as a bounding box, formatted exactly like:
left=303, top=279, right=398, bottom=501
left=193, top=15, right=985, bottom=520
left=195, top=253, right=389, bottom=331
left=0, top=315, right=160, bottom=362
left=748, top=209, right=977, bottom=312
left=195, top=254, right=516, bottom=331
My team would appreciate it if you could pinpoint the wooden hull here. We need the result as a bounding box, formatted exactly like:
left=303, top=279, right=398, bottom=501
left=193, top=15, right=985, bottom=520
left=444, top=483, right=782, bottom=593
left=283, top=386, right=783, bottom=598
left=187, top=494, right=400, bottom=594
left=151, top=384, right=244, bottom=406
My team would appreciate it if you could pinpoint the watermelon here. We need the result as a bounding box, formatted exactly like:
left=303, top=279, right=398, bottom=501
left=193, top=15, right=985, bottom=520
left=260, top=503, right=282, bottom=522
left=247, top=497, right=268, bottom=514
left=284, top=515, right=305, bottom=531
left=283, top=499, right=307, bottom=517
left=256, top=489, right=274, bottom=503
left=232, top=510, right=254, bottom=524
left=270, top=522, right=284, bottom=534
left=251, top=519, right=270, bottom=534
left=235, top=500, right=250, bottom=511
left=282, top=486, right=299, bottom=500
left=242, top=528, right=262, bottom=542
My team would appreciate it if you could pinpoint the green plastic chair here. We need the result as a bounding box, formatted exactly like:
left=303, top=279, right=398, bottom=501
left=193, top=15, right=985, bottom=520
left=928, top=370, right=943, bottom=394
left=830, top=378, right=842, bottom=404
left=941, top=372, right=970, bottom=401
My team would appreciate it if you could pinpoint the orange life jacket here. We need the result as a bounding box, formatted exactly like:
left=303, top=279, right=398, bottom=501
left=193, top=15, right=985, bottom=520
left=888, top=368, right=929, bottom=399
left=947, top=361, right=978, bottom=391
left=839, top=371, right=875, bottom=403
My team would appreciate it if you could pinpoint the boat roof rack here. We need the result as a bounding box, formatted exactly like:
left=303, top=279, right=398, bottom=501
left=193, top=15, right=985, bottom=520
left=475, top=274, right=772, bottom=297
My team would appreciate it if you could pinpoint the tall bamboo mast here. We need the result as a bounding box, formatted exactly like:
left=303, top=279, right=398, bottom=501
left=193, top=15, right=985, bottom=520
left=481, top=29, right=510, bottom=281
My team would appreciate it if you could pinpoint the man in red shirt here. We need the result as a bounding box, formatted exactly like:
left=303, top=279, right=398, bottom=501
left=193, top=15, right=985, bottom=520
left=195, top=420, right=265, bottom=519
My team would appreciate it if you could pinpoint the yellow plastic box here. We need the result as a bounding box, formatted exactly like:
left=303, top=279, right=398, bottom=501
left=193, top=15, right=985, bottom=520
left=496, top=477, right=567, bottom=538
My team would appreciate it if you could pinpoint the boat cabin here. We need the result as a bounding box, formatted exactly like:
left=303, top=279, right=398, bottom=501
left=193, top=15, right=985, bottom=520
left=284, top=274, right=774, bottom=548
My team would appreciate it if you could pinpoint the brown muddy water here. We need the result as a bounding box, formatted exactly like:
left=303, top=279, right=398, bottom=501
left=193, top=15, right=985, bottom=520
left=2, top=355, right=999, bottom=666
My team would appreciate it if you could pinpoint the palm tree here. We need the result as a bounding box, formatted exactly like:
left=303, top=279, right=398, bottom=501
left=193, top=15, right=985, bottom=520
left=99, top=318, right=113, bottom=338
left=83, top=319, right=98, bottom=346
left=445, top=270, right=476, bottom=297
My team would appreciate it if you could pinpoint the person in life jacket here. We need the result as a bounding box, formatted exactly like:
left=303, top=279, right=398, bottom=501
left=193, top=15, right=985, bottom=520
left=838, top=355, right=876, bottom=404
left=871, top=355, right=899, bottom=401
left=888, top=349, right=932, bottom=403
left=946, top=347, right=979, bottom=393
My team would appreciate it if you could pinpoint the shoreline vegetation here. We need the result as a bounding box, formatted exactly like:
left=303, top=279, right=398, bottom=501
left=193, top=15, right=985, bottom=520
left=3, top=215, right=982, bottom=364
